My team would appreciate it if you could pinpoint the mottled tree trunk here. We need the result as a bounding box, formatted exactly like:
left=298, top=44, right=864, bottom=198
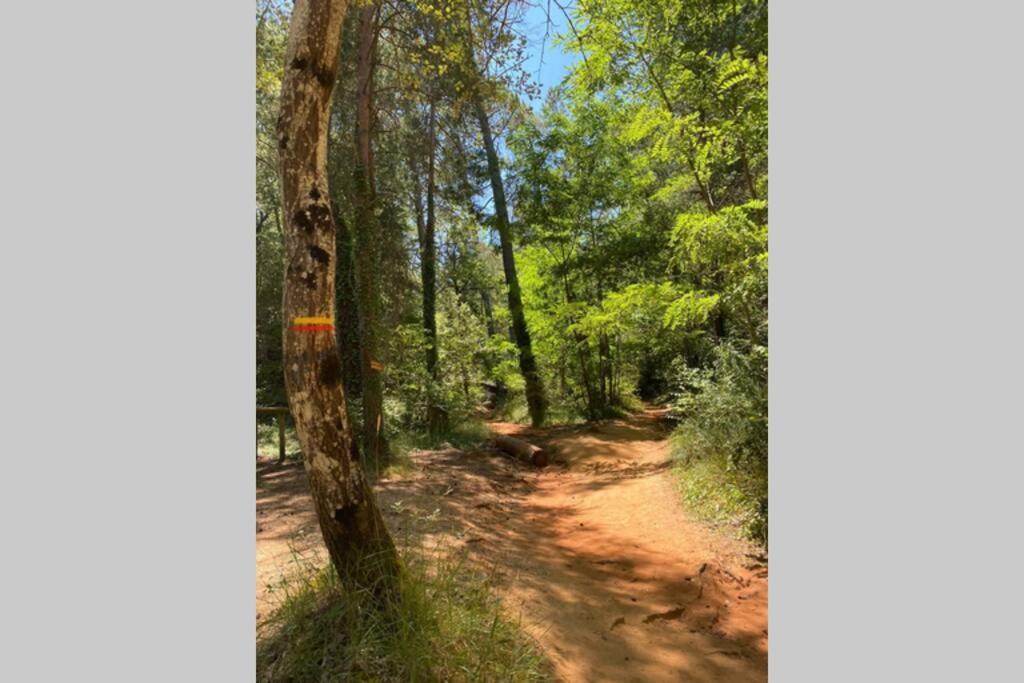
left=277, top=0, right=400, bottom=598
left=474, top=99, right=547, bottom=426
left=352, top=2, right=388, bottom=470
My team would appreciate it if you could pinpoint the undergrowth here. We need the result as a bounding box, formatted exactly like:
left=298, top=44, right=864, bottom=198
left=257, top=550, right=550, bottom=682
left=668, top=345, right=768, bottom=545
left=380, top=419, right=491, bottom=479
left=491, top=392, right=615, bottom=426
left=670, top=428, right=767, bottom=545
left=257, top=421, right=303, bottom=461
left=390, top=419, right=490, bottom=455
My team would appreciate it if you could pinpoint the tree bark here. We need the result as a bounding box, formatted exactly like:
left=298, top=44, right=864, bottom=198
left=277, top=0, right=400, bottom=599
left=422, top=100, right=446, bottom=434
left=422, top=100, right=439, bottom=382
left=474, top=99, right=547, bottom=426
left=480, top=287, right=496, bottom=337
left=352, top=1, right=388, bottom=470
left=333, top=208, right=363, bottom=404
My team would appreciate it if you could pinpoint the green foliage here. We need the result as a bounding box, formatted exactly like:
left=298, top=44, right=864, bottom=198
left=383, top=288, right=497, bottom=431
left=517, top=0, right=770, bottom=534
left=669, top=343, right=767, bottom=544
left=671, top=443, right=767, bottom=545
left=257, top=551, right=550, bottom=682
left=256, top=1, right=290, bottom=408
left=671, top=202, right=767, bottom=282
left=256, top=0, right=767, bottom=538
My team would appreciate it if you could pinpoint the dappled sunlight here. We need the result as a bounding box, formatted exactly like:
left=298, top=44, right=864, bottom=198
left=257, top=410, right=766, bottom=681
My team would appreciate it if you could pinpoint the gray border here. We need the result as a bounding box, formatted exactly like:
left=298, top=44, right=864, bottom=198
left=0, top=1, right=254, bottom=679
left=772, top=0, right=1023, bottom=680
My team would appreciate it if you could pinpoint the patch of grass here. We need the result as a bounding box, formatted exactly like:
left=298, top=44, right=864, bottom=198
left=378, top=451, right=418, bottom=480
left=670, top=428, right=767, bottom=545
left=545, top=401, right=589, bottom=425
left=379, top=418, right=491, bottom=480
left=257, top=550, right=551, bottom=682
left=391, top=419, right=491, bottom=456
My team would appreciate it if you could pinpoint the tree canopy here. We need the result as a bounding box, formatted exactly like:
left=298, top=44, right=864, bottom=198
left=258, top=0, right=768, bottom=542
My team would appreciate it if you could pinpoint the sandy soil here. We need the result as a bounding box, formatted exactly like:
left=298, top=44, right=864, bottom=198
left=256, top=409, right=767, bottom=681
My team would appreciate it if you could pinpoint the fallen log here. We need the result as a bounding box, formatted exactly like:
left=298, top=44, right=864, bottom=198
left=493, top=434, right=548, bottom=467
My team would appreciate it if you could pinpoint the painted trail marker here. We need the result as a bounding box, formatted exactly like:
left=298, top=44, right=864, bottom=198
left=292, top=316, right=333, bottom=332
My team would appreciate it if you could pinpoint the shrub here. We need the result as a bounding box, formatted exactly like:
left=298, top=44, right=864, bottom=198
left=669, top=343, right=767, bottom=545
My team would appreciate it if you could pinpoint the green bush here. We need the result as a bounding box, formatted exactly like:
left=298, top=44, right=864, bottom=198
left=669, top=344, right=767, bottom=545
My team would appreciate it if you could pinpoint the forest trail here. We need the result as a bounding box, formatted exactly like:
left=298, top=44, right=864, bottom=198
left=481, top=409, right=767, bottom=682
left=257, top=408, right=767, bottom=681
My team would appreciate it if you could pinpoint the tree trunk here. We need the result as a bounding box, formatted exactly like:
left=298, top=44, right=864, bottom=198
left=422, top=99, right=445, bottom=434
left=480, top=287, right=496, bottom=337
left=333, top=209, right=362, bottom=404
left=561, top=272, right=599, bottom=419
left=352, top=2, right=387, bottom=471
left=599, top=332, right=612, bottom=407
left=276, top=0, right=400, bottom=599
left=474, top=99, right=547, bottom=426
left=422, top=100, right=438, bottom=381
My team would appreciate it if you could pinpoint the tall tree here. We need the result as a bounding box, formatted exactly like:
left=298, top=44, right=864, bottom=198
left=474, top=100, right=546, bottom=425
left=463, top=0, right=547, bottom=426
left=352, top=1, right=389, bottom=469
left=415, top=98, right=445, bottom=433
left=277, top=0, right=401, bottom=597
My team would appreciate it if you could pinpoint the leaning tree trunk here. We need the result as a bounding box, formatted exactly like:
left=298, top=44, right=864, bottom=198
left=277, top=0, right=400, bottom=599
left=352, top=1, right=388, bottom=471
left=474, top=99, right=547, bottom=426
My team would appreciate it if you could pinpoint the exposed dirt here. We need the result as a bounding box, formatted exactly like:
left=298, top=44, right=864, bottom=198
left=256, top=408, right=767, bottom=681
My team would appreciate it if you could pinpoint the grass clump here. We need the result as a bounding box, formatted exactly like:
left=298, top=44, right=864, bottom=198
left=257, top=551, right=550, bottom=682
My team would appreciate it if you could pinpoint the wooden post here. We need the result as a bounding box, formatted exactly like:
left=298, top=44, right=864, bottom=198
left=277, top=413, right=286, bottom=463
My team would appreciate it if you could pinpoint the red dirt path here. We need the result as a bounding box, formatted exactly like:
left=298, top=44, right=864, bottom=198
left=256, top=409, right=767, bottom=681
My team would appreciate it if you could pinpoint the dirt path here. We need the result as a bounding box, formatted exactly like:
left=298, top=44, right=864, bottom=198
left=482, top=409, right=767, bottom=682
left=257, top=409, right=767, bottom=681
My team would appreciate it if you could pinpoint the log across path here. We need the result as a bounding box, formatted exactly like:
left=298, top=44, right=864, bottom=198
left=257, top=409, right=767, bottom=681
left=492, top=433, right=548, bottom=467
